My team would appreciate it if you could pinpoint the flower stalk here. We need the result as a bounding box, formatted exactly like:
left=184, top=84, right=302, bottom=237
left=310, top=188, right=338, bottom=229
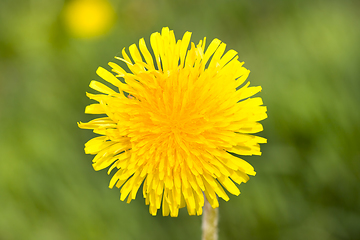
left=202, top=198, right=218, bottom=240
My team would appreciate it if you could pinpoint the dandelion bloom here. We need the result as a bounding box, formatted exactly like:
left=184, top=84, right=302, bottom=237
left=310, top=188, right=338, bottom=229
left=78, top=27, right=267, bottom=217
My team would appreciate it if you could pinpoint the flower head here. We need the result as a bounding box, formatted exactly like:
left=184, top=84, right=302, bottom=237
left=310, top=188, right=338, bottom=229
left=78, top=27, right=267, bottom=217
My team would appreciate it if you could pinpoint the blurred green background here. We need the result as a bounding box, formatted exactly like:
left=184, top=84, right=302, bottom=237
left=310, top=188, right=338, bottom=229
left=1, top=0, right=359, bottom=239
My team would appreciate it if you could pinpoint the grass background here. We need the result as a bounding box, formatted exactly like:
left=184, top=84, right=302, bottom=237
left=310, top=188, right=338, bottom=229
left=1, top=0, right=359, bottom=239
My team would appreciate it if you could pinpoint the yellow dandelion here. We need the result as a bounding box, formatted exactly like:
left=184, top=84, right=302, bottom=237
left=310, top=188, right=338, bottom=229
left=78, top=27, right=267, bottom=217
left=63, top=0, right=115, bottom=39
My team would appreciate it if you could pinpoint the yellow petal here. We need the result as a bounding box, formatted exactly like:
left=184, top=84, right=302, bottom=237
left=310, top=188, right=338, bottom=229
left=89, top=80, right=116, bottom=95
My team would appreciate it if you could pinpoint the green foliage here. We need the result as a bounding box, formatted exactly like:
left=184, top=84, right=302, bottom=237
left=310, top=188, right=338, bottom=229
left=1, top=0, right=359, bottom=239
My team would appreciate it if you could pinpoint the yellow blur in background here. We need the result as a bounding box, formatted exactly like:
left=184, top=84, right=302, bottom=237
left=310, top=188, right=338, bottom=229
left=63, top=0, right=115, bottom=38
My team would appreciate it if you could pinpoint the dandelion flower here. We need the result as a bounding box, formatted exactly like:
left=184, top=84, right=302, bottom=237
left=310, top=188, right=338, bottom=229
left=78, top=27, right=267, bottom=217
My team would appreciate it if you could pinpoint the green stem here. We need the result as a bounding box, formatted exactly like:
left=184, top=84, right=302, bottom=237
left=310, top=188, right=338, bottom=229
left=202, top=198, right=218, bottom=240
